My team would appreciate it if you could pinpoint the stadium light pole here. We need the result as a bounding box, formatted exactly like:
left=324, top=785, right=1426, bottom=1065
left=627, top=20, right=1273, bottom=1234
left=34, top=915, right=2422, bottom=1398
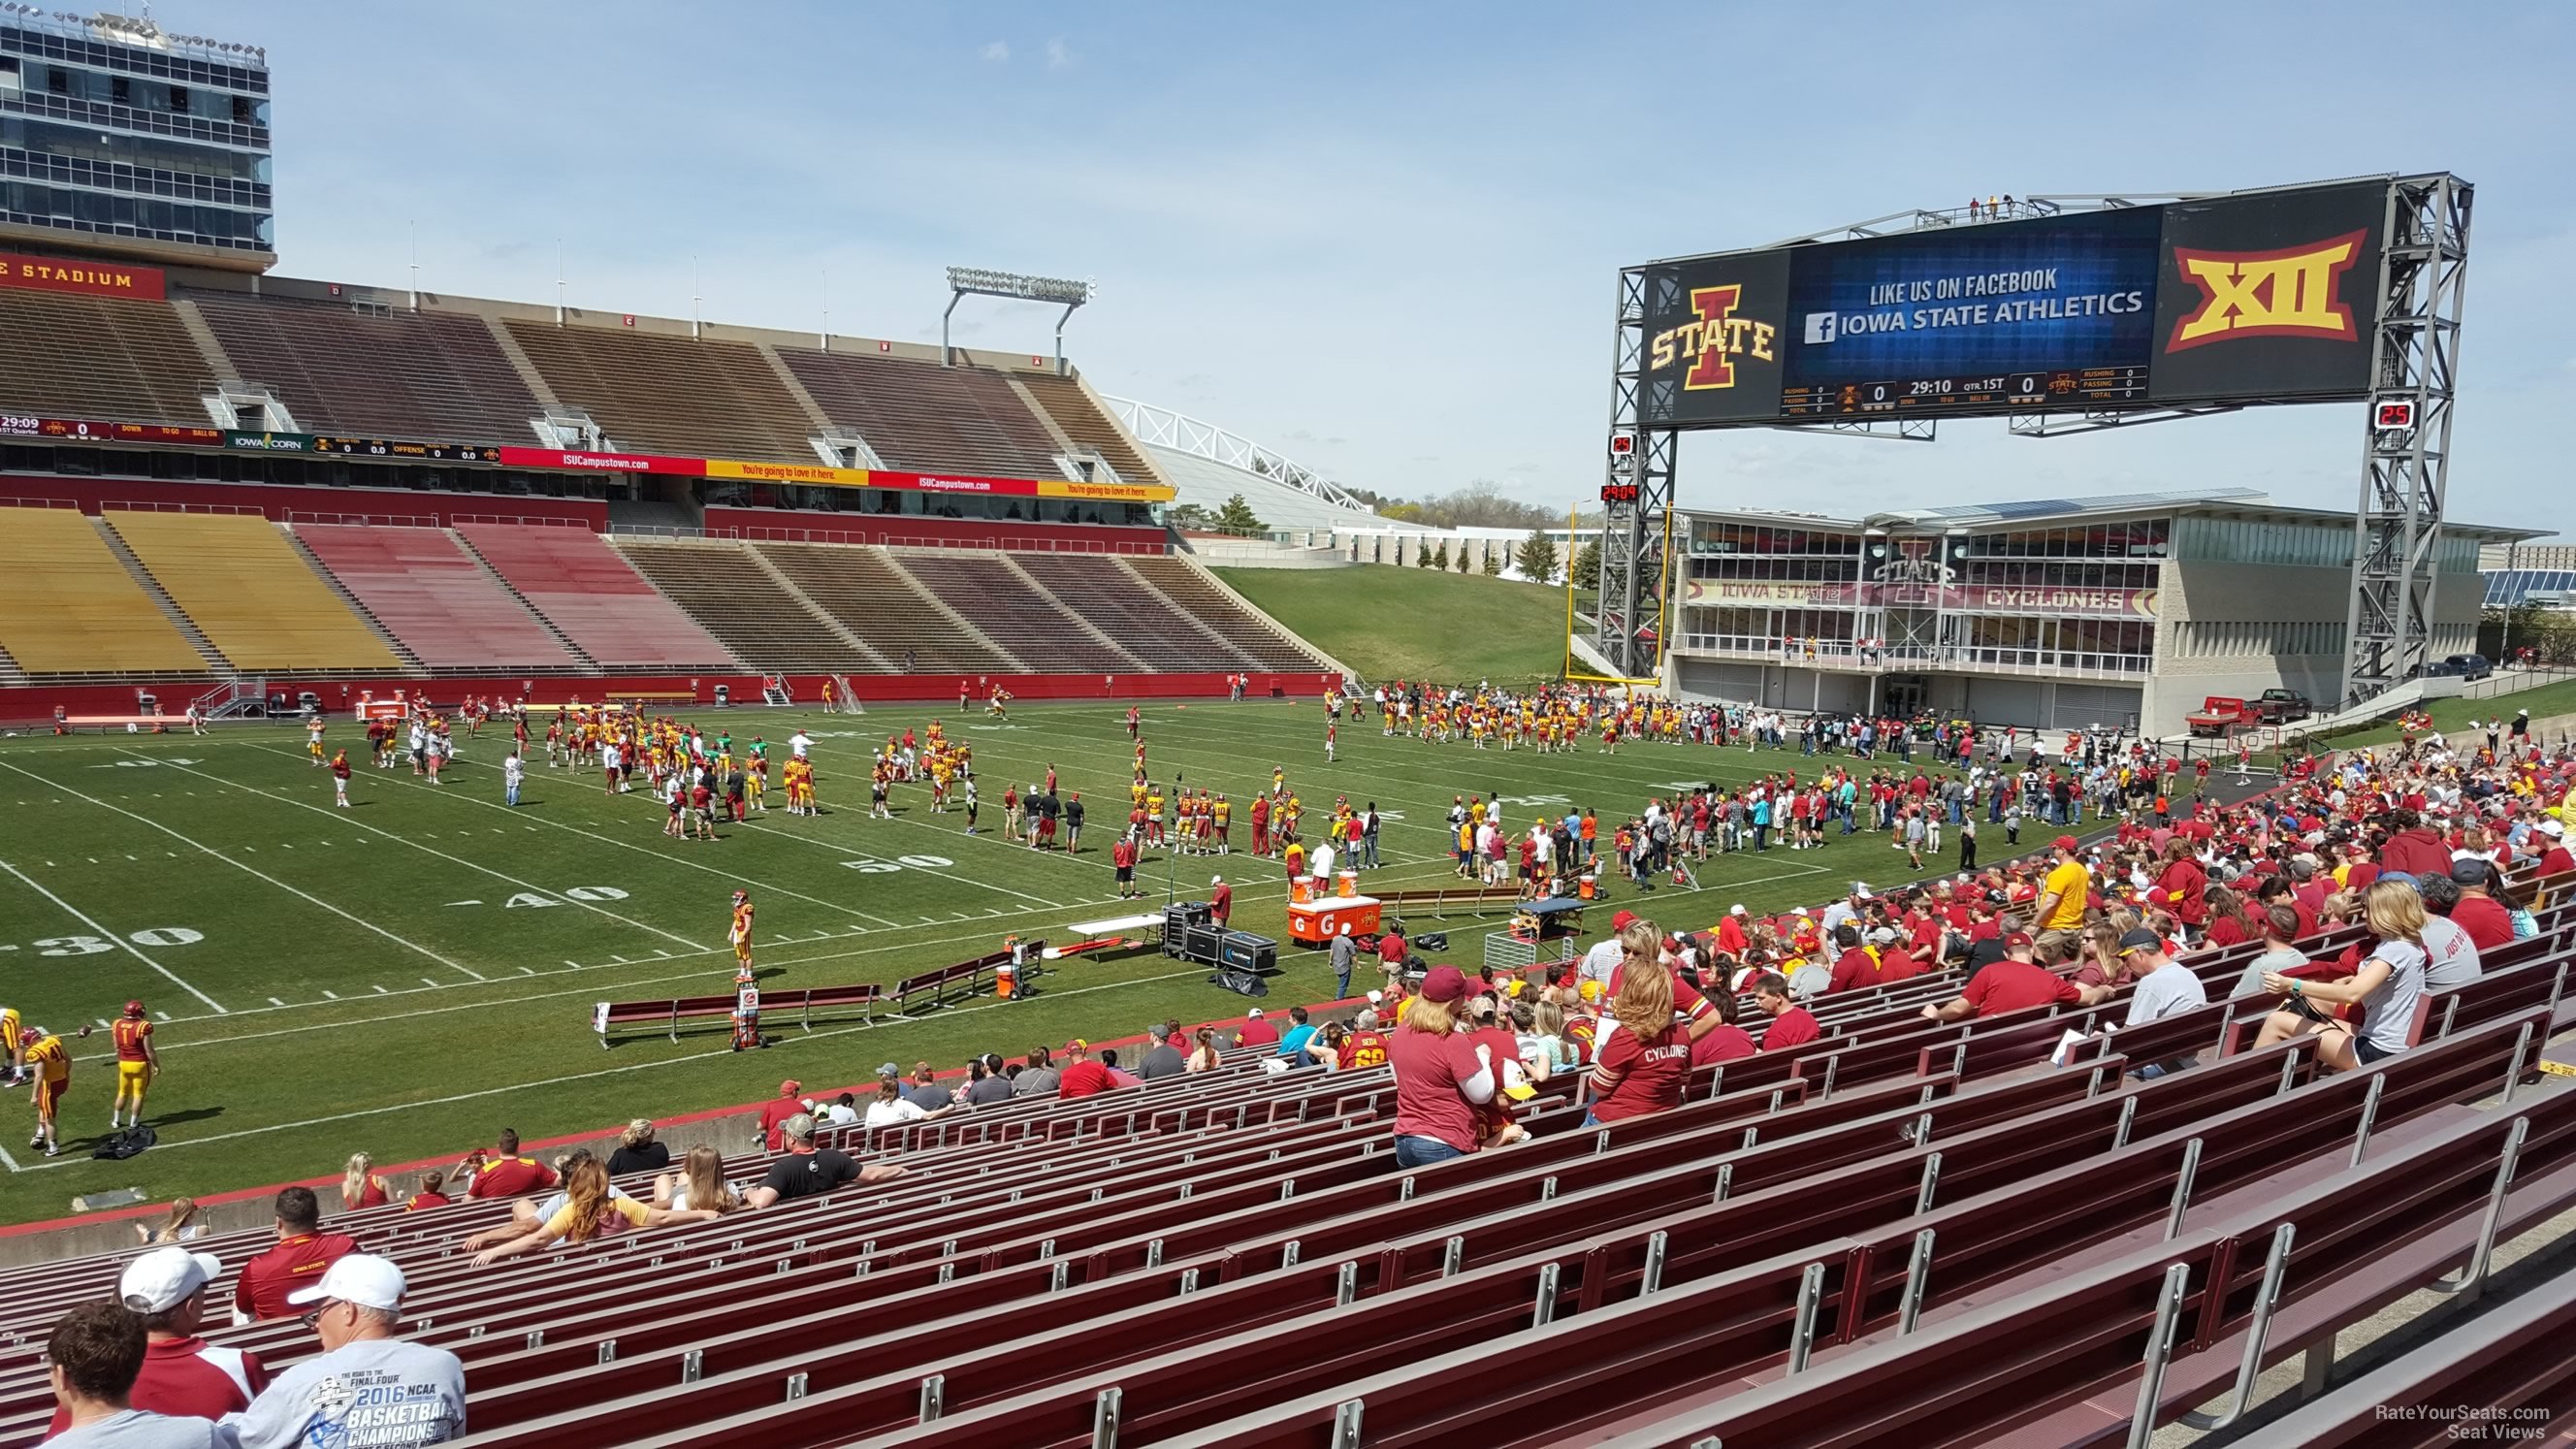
left=943, top=266, right=1095, bottom=374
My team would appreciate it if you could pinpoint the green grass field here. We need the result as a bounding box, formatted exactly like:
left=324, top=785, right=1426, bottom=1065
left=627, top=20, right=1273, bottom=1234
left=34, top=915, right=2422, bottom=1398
left=1214, top=566, right=1571, bottom=684
left=0, top=699, right=1975, bottom=1226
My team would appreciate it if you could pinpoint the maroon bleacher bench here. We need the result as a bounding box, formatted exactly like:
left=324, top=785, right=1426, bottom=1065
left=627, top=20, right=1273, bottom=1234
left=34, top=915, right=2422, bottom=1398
left=592, top=983, right=885, bottom=1045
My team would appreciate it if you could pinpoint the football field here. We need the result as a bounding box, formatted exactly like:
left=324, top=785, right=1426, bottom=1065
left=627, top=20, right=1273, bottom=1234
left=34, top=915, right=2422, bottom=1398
left=0, top=698, right=1938, bottom=1225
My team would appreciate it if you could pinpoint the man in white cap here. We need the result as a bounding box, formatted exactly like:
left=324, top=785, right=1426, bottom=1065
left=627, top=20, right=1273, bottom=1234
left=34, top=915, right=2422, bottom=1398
left=228, top=1255, right=465, bottom=1448
left=48, top=1247, right=269, bottom=1433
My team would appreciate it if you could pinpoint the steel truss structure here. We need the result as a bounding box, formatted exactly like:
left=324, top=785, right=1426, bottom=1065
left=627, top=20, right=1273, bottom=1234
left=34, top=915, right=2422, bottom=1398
left=1594, top=264, right=1668, bottom=680
left=1101, top=398, right=1372, bottom=512
left=2341, top=174, right=2472, bottom=706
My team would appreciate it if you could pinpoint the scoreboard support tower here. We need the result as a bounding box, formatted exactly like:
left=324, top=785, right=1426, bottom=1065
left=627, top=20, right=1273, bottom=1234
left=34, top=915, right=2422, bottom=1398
left=1594, top=264, right=1672, bottom=682
left=2341, top=174, right=2472, bottom=708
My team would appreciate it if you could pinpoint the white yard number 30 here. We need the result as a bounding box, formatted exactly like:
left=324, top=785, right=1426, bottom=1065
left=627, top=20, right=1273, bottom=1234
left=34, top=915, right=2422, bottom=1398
left=29, top=927, right=204, bottom=955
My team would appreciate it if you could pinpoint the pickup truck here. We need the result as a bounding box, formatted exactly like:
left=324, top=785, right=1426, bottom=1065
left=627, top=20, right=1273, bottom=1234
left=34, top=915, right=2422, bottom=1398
left=2186, top=692, right=2312, bottom=737
left=2249, top=689, right=2311, bottom=724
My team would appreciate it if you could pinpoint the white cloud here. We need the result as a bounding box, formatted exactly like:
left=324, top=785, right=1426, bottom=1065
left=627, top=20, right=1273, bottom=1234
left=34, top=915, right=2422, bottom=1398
left=979, top=41, right=1009, bottom=63
left=1045, top=37, right=1075, bottom=69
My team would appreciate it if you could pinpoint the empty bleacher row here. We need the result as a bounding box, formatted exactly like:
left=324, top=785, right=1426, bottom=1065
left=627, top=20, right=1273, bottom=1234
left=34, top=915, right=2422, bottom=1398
left=0, top=288, right=214, bottom=428
left=758, top=542, right=1018, bottom=675
left=185, top=293, right=546, bottom=445
left=0, top=499, right=1326, bottom=680
left=3, top=276, right=1166, bottom=493
left=0, top=897, right=2566, bottom=1448
left=106, top=511, right=404, bottom=673
left=608, top=537, right=880, bottom=672
left=451, top=524, right=741, bottom=670
left=294, top=526, right=576, bottom=671
left=778, top=349, right=1067, bottom=479
left=0, top=507, right=209, bottom=677
left=904, top=553, right=1140, bottom=673
left=1126, top=555, right=1326, bottom=670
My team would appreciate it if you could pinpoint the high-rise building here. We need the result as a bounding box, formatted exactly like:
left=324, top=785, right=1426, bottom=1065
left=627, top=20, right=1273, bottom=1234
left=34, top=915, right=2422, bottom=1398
left=0, top=8, right=271, bottom=272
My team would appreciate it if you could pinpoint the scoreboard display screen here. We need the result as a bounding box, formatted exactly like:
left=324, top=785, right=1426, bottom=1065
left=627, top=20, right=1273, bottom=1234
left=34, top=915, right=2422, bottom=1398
left=1635, top=178, right=2395, bottom=428
left=1777, top=207, right=2163, bottom=418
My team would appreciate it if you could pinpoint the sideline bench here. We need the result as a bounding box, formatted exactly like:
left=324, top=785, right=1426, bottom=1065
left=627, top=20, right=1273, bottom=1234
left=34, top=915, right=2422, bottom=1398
left=893, top=947, right=1044, bottom=1013
left=592, top=983, right=885, bottom=1045
left=50, top=710, right=172, bottom=735
left=1373, top=883, right=1528, bottom=916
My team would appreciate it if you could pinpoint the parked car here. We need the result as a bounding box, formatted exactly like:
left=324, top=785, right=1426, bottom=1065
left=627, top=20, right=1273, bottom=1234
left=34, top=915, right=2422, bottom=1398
left=2427, top=654, right=2495, bottom=682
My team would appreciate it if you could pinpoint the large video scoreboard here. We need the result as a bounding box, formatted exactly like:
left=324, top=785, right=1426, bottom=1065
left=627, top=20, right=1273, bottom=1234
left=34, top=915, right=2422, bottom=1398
left=1635, top=178, right=2393, bottom=430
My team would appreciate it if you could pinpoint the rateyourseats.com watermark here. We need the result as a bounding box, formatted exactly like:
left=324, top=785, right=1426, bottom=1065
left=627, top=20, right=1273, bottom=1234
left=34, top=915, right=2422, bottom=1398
left=2377, top=1404, right=2552, bottom=1440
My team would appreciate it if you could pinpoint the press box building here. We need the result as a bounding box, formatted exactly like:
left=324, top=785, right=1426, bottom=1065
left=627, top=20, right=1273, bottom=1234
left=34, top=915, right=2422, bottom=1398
left=1665, top=487, right=2541, bottom=737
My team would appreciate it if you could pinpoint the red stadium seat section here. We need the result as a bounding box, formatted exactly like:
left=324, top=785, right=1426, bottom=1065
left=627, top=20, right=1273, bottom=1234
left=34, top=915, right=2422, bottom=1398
left=452, top=524, right=741, bottom=669
left=296, top=526, right=577, bottom=669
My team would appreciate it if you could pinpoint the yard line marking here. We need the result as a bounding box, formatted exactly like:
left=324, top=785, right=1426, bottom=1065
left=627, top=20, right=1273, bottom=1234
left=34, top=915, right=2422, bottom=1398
left=322, top=990, right=338, bottom=999
left=16, top=966, right=1208, bottom=1170
left=609, top=954, right=628, bottom=964
left=421, top=978, right=442, bottom=988
left=243, top=744, right=906, bottom=931
left=138, top=751, right=702, bottom=954
left=0, top=1144, right=17, bottom=1173
left=267, top=997, right=285, bottom=1007
left=0, top=856, right=226, bottom=1014
left=732, top=817, right=1070, bottom=910
left=153, top=1012, right=171, bottom=1022
left=0, top=757, right=487, bottom=986
left=373, top=985, right=389, bottom=994
left=564, top=959, right=581, bottom=968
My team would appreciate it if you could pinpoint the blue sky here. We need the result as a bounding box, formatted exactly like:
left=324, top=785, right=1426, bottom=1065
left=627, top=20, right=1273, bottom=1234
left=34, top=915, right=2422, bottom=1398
left=210, top=1, right=2573, bottom=531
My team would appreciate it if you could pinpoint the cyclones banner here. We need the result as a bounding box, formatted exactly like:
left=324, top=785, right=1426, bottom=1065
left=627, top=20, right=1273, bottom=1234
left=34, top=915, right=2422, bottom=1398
left=1689, top=578, right=2156, bottom=618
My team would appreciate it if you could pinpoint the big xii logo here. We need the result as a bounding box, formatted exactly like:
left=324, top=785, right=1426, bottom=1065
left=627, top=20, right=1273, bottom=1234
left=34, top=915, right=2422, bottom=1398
left=1651, top=284, right=1777, bottom=391
left=2165, top=230, right=2367, bottom=352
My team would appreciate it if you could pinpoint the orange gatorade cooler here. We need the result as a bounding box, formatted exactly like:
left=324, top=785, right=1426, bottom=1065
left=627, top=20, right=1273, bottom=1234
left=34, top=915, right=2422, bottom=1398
left=1337, top=869, right=1359, bottom=898
left=996, top=959, right=1016, bottom=999
left=1291, top=875, right=1316, bottom=905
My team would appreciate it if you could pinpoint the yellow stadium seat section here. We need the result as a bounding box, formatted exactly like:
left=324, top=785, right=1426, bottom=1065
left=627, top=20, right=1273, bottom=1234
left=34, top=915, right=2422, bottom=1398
left=105, top=513, right=401, bottom=670
left=0, top=508, right=208, bottom=675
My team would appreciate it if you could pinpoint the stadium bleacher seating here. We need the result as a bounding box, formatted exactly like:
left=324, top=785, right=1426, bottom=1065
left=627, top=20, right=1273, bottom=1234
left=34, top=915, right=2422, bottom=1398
left=0, top=507, right=209, bottom=676
left=294, top=525, right=576, bottom=669
left=755, top=543, right=1018, bottom=675
left=608, top=537, right=883, bottom=672
left=0, top=838, right=2560, bottom=1449
left=1013, top=554, right=1260, bottom=671
left=103, top=512, right=402, bottom=671
left=1017, top=372, right=1154, bottom=482
left=774, top=349, right=1067, bottom=478
left=0, top=290, right=212, bottom=427
left=185, top=295, right=546, bottom=444
left=499, top=320, right=818, bottom=465
left=1123, top=555, right=1329, bottom=670
left=892, top=553, right=1137, bottom=673
left=452, top=523, right=742, bottom=669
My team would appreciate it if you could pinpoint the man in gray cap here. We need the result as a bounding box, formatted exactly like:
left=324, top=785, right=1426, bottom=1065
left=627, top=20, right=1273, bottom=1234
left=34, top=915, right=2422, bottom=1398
left=1137, top=1023, right=1187, bottom=1080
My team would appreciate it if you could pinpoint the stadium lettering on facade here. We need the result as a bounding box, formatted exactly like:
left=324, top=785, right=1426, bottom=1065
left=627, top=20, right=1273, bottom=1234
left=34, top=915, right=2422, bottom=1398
left=2166, top=231, right=2367, bottom=351
left=0, top=253, right=167, bottom=300
left=1651, top=283, right=1777, bottom=390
